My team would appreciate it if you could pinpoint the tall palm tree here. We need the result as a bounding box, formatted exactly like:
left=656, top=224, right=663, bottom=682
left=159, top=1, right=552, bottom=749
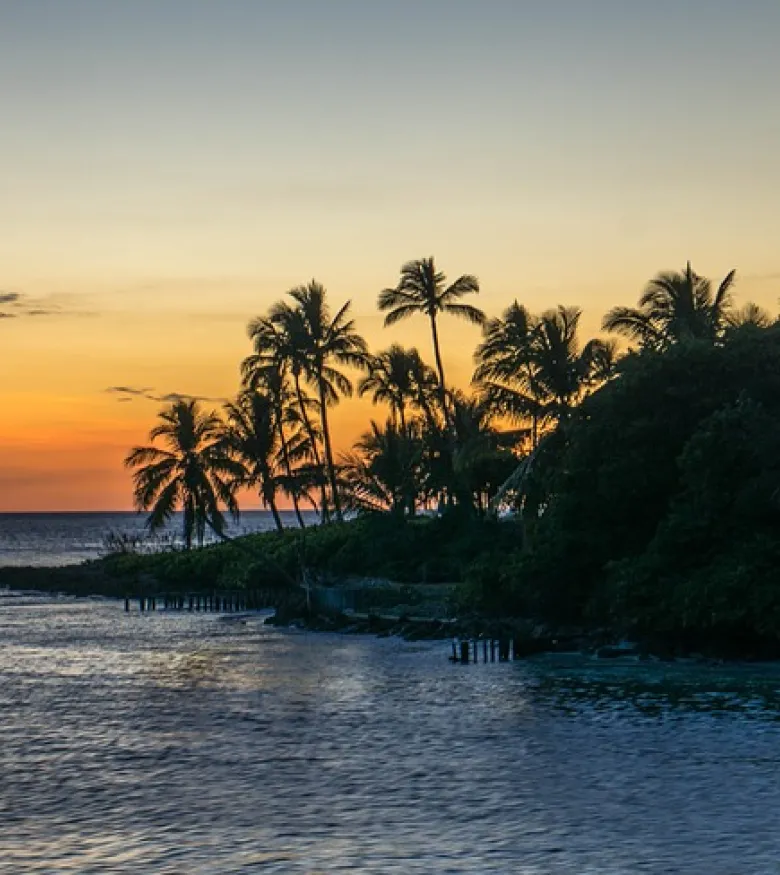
left=272, top=281, right=369, bottom=522
left=358, top=344, right=429, bottom=430
left=378, top=257, right=485, bottom=426
left=244, top=314, right=329, bottom=520
left=221, top=390, right=285, bottom=532
left=124, top=399, right=241, bottom=549
left=602, top=262, right=737, bottom=349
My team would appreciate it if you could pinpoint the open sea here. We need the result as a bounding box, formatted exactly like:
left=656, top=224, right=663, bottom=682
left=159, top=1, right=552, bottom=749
left=0, top=511, right=316, bottom=568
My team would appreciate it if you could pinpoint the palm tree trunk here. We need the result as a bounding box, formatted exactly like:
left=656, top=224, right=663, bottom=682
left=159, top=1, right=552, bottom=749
left=293, top=372, right=329, bottom=522
left=184, top=499, right=194, bottom=550
left=275, top=410, right=306, bottom=529
left=317, top=376, right=343, bottom=523
left=429, top=314, right=450, bottom=428
left=266, top=494, right=284, bottom=532
left=398, top=401, right=407, bottom=433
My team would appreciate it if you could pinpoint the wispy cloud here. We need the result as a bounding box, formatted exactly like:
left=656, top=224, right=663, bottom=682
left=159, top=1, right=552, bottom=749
left=105, top=386, right=228, bottom=405
left=0, top=290, right=97, bottom=319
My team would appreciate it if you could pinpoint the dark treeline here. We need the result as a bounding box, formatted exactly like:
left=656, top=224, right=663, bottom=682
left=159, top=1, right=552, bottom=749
left=123, top=258, right=780, bottom=655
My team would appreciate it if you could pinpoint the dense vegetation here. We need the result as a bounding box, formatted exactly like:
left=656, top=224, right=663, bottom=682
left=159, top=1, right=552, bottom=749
left=115, top=258, right=780, bottom=656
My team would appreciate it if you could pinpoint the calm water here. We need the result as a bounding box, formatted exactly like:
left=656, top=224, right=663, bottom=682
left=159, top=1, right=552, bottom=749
left=0, top=511, right=316, bottom=567
left=2, top=593, right=780, bottom=873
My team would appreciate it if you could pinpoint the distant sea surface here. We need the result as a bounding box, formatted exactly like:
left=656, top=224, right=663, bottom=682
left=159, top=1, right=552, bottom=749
left=0, top=511, right=316, bottom=568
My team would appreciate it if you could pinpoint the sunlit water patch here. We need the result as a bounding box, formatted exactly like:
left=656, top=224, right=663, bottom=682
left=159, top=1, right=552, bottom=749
left=1, top=592, right=780, bottom=873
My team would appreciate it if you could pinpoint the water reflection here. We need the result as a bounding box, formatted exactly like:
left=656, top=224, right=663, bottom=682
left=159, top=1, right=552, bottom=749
left=1, top=594, right=780, bottom=873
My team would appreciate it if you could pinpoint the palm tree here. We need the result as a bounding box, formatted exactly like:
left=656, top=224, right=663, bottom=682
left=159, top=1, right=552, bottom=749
left=449, top=392, right=522, bottom=513
left=358, top=344, right=429, bottom=430
left=272, top=281, right=369, bottom=522
left=378, top=257, right=485, bottom=426
left=726, top=302, right=773, bottom=330
left=244, top=314, right=329, bottom=520
left=475, top=304, right=616, bottom=444
left=240, top=355, right=308, bottom=528
left=474, top=301, right=540, bottom=445
left=340, top=419, right=423, bottom=517
left=602, top=262, right=737, bottom=349
left=124, top=399, right=241, bottom=549
left=222, top=391, right=285, bottom=532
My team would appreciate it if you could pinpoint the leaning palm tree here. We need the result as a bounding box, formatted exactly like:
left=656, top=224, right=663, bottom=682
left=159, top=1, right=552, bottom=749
left=272, top=281, right=369, bottom=522
left=378, top=257, right=485, bottom=426
left=221, top=391, right=285, bottom=532
left=602, top=262, right=737, bottom=349
left=124, top=399, right=242, bottom=549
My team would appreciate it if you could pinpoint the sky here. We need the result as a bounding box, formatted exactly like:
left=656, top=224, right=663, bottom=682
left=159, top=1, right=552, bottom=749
left=1, top=0, right=780, bottom=510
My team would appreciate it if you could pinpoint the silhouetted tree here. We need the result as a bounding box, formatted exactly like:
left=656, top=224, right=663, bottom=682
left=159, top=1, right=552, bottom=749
left=124, top=400, right=241, bottom=548
left=378, top=257, right=484, bottom=426
left=603, top=262, right=737, bottom=349
left=222, top=390, right=285, bottom=532
left=272, top=281, right=368, bottom=522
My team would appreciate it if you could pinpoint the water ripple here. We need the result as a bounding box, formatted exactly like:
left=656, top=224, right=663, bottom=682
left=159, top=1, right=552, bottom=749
left=1, top=594, right=780, bottom=872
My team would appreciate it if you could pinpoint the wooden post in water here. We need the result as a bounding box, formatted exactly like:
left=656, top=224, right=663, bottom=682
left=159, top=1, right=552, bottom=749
left=482, top=638, right=488, bottom=663
left=139, top=596, right=145, bottom=612
left=473, top=639, right=478, bottom=663
left=451, top=639, right=458, bottom=661
left=460, top=640, right=470, bottom=664
left=124, top=597, right=130, bottom=612
left=151, top=596, right=156, bottom=611
left=499, top=639, right=510, bottom=662
left=490, top=639, right=496, bottom=662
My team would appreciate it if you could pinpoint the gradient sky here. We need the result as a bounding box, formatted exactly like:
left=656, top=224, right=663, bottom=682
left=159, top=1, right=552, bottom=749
left=2, top=0, right=779, bottom=510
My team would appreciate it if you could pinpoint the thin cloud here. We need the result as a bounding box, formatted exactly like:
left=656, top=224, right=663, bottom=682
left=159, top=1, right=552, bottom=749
left=106, top=386, right=228, bottom=405
left=0, top=291, right=97, bottom=320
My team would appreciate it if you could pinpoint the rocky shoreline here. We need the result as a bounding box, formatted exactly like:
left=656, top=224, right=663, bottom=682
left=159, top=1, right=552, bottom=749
left=264, top=606, right=690, bottom=661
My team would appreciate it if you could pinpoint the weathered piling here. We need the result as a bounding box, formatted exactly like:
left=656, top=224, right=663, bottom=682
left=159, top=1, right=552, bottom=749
left=460, top=640, right=470, bottom=664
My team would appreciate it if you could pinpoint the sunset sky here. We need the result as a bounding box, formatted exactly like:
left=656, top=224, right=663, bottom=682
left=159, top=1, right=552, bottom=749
left=2, top=0, right=780, bottom=510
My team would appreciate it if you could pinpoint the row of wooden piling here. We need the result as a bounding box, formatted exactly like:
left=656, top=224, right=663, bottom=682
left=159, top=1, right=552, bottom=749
left=125, top=591, right=258, bottom=613
left=450, top=637, right=520, bottom=664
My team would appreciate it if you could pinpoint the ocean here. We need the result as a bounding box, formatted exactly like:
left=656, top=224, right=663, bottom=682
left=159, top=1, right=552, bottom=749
left=0, top=511, right=317, bottom=568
